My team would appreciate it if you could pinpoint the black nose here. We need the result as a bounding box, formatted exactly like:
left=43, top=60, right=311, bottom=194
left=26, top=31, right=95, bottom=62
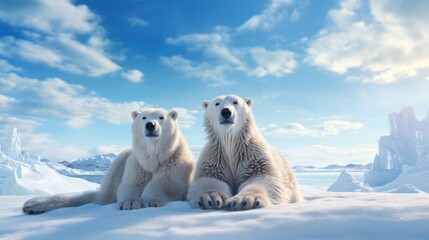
left=221, top=108, right=232, bottom=119
left=145, top=122, right=155, bottom=131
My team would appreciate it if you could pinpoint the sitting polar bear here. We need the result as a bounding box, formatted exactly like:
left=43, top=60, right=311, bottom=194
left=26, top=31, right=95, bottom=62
left=23, top=108, right=195, bottom=214
left=187, top=95, right=302, bottom=210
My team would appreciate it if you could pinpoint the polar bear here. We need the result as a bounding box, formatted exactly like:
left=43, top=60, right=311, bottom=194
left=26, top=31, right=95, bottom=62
left=187, top=95, right=302, bottom=210
left=23, top=108, right=195, bottom=214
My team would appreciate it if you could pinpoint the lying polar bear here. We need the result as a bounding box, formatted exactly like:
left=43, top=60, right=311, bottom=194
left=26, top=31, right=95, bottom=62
left=23, top=108, right=195, bottom=214
left=187, top=95, right=302, bottom=210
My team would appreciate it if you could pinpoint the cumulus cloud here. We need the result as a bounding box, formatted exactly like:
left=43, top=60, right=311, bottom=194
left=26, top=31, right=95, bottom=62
left=171, top=108, right=198, bottom=129
left=261, top=119, right=364, bottom=137
left=127, top=17, right=149, bottom=27
left=0, top=59, right=21, bottom=72
left=0, top=73, right=145, bottom=128
left=164, top=28, right=298, bottom=86
left=0, top=94, right=16, bottom=109
left=166, top=31, right=241, bottom=65
left=248, top=47, right=297, bottom=77
left=305, top=0, right=429, bottom=84
left=0, top=0, right=121, bottom=77
left=238, top=0, right=294, bottom=32
left=89, top=145, right=124, bottom=155
left=122, top=69, right=144, bottom=83
left=160, top=55, right=234, bottom=87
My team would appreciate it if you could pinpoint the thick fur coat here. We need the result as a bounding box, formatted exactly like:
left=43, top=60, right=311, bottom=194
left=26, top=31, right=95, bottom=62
left=187, top=95, right=302, bottom=210
left=23, top=108, right=195, bottom=214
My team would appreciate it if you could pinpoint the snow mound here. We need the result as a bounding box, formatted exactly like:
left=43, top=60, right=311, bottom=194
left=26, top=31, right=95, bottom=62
left=0, top=128, right=98, bottom=195
left=384, top=184, right=424, bottom=193
left=327, top=171, right=372, bottom=192
left=1, top=191, right=429, bottom=239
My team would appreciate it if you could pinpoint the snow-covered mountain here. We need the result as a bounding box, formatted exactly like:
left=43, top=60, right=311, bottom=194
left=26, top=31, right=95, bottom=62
left=0, top=128, right=98, bottom=195
left=43, top=153, right=117, bottom=176
left=64, top=153, right=116, bottom=172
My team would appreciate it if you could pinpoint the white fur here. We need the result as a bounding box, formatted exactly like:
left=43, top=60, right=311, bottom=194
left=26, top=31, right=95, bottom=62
left=23, top=108, right=195, bottom=214
left=187, top=95, right=302, bottom=211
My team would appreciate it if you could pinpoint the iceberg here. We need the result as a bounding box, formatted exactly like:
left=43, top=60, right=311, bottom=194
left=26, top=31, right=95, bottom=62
left=365, top=107, right=429, bottom=187
left=0, top=128, right=98, bottom=195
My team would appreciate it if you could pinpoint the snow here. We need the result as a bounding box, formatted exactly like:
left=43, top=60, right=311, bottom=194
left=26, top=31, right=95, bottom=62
left=0, top=128, right=99, bottom=195
left=0, top=191, right=428, bottom=239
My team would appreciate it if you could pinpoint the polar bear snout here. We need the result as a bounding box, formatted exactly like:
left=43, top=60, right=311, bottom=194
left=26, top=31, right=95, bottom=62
left=145, top=121, right=159, bottom=137
left=221, top=108, right=232, bottom=119
left=220, top=108, right=234, bottom=125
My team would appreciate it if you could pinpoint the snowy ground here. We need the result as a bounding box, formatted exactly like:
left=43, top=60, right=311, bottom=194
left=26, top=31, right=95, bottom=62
left=1, top=191, right=429, bottom=240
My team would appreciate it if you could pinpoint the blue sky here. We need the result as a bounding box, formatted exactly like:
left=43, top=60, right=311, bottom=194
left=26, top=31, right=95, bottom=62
left=1, top=0, right=429, bottom=166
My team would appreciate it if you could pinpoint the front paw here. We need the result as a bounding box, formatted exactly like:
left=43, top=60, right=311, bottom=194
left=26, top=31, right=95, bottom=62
left=224, top=194, right=269, bottom=211
left=191, top=191, right=228, bottom=209
left=22, top=197, right=50, bottom=215
left=143, top=199, right=166, bottom=208
left=118, top=199, right=144, bottom=210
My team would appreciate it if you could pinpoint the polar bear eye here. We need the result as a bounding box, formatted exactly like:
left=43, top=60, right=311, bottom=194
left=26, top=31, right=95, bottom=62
left=159, top=116, right=164, bottom=120
left=233, top=101, right=238, bottom=105
left=142, top=117, right=146, bottom=120
left=215, top=103, right=220, bottom=106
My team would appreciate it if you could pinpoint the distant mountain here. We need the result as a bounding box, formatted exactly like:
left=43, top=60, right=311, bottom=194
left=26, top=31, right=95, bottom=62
left=293, top=163, right=372, bottom=172
left=64, top=153, right=116, bottom=172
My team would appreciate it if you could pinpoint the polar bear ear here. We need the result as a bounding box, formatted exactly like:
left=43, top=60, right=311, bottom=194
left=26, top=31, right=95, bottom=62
left=202, top=100, right=210, bottom=110
left=131, top=111, right=139, bottom=119
left=244, top=97, right=253, bottom=108
left=169, top=110, right=179, bottom=120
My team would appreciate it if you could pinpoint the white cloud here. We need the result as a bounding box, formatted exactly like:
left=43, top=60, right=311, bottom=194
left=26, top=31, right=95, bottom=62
left=166, top=31, right=241, bottom=65
left=0, top=0, right=121, bottom=77
left=89, top=145, right=124, bottom=155
left=160, top=55, right=234, bottom=87
left=122, top=69, right=144, bottom=83
left=261, top=119, right=364, bottom=137
left=0, top=59, right=21, bottom=72
left=238, top=0, right=294, bottom=32
left=127, top=17, right=148, bottom=27
left=164, top=29, right=298, bottom=85
left=0, top=0, right=96, bottom=34
left=0, top=73, right=145, bottom=128
left=305, top=0, right=429, bottom=84
left=282, top=144, right=376, bottom=166
left=0, top=94, right=16, bottom=109
left=171, top=108, right=198, bottom=129
left=248, top=47, right=297, bottom=77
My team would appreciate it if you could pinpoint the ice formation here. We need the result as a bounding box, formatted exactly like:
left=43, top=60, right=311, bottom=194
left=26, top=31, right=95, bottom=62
left=0, top=128, right=98, bottom=195
left=327, top=171, right=372, bottom=192
left=365, top=107, right=429, bottom=187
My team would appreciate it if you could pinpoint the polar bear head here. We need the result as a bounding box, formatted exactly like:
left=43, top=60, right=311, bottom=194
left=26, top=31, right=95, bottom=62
left=131, top=108, right=179, bottom=145
left=202, top=95, right=254, bottom=136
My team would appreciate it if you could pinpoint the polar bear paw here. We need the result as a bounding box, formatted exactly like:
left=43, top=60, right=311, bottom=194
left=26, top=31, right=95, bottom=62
left=22, top=196, right=65, bottom=215
left=119, top=199, right=144, bottom=210
left=224, top=193, right=269, bottom=211
left=192, top=191, right=228, bottom=209
left=143, top=199, right=166, bottom=208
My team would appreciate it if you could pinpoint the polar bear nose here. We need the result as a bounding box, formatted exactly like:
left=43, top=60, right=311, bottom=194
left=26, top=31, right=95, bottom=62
left=145, top=122, right=156, bottom=131
left=221, top=108, right=232, bottom=119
